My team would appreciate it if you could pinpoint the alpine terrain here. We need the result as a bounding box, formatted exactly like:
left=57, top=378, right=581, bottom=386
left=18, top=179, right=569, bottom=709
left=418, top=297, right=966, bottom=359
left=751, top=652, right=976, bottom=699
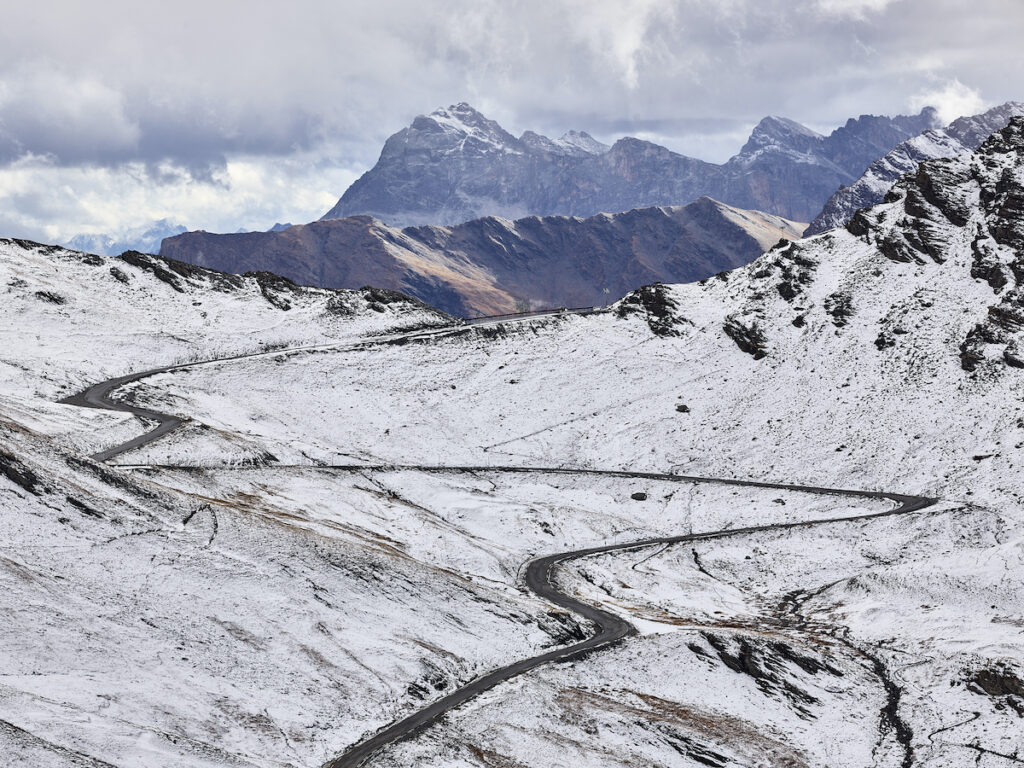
left=2, top=109, right=1024, bottom=768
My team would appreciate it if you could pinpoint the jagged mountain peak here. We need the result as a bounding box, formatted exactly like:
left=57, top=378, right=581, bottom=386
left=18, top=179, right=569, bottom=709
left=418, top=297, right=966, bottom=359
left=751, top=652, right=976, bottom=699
left=557, top=129, right=609, bottom=155
left=409, top=102, right=520, bottom=150
left=749, top=115, right=1024, bottom=372
left=324, top=103, right=956, bottom=226
left=739, top=116, right=823, bottom=157
left=947, top=101, right=1024, bottom=146
left=806, top=101, right=1024, bottom=236
left=517, top=128, right=608, bottom=157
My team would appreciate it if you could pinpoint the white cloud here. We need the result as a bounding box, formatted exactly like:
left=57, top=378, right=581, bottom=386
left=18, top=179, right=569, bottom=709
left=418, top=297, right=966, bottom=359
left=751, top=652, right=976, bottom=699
left=0, top=0, right=1019, bottom=242
left=0, top=153, right=359, bottom=243
left=815, top=0, right=900, bottom=18
left=565, top=0, right=676, bottom=88
left=910, top=79, right=988, bottom=124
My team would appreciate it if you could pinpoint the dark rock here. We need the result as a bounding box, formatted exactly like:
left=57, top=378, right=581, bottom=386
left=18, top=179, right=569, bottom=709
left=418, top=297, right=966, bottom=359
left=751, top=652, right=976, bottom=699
left=824, top=292, right=854, bottom=327
left=724, top=316, right=768, bottom=359
left=615, top=283, right=687, bottom=337
left=630, top=492, right=648, bottom=501
left=0, top=451, right=43, bottom=496
left=34, top=291, right=66, bottom=304
left=966, top=663, right=1024, bottom=714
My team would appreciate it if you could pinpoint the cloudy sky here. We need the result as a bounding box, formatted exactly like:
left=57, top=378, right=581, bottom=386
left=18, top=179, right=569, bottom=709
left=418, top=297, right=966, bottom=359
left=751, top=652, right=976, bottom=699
left=1, top=0, right=1021, bottom=244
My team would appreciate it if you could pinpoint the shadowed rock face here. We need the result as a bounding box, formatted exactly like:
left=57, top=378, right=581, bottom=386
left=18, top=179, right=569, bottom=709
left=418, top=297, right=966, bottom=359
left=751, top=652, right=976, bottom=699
left=322, top=103, right=940, bottom=226
left=806, top=102, right=1024, bottom=236
left=160, top=198, right=804, bottom=317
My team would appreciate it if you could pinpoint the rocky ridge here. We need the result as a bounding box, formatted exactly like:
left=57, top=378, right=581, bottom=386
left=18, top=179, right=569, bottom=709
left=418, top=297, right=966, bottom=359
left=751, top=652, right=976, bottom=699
left=323, top=102, right=940, bottom=226
left=705, top=117, right=1024, bottom=378
left=806, top=102, right=1024, bottom=235
left=161, top=197, right=804, bottom=317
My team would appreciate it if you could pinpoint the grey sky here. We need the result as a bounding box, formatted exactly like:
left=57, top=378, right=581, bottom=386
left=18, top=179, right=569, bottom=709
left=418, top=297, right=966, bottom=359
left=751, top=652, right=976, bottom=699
left=0, top=0, right=1021, bottom=242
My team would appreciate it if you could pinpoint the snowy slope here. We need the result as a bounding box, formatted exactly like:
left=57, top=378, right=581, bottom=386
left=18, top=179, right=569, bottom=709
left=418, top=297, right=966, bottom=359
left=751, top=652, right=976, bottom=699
left=78, top=121, right=1024, bottom=765
left=0, top=240, right=448, bottom=402
left=5, top=120, right=1024, bottom=767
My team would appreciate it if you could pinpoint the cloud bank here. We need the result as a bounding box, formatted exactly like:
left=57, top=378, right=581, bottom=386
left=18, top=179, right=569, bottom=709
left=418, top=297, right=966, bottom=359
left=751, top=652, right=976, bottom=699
left=0, top=0, right=1020, bottom=242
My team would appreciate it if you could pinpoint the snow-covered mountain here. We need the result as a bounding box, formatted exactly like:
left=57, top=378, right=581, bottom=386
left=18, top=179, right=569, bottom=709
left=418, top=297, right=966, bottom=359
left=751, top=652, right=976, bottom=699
left=161, top=197, right=805, bottom=316
left=806, top=101, right=1024, bottom=235
left=63, top=219, right=188, bottom=257
left=4, top=120, right=1024, bottom=767
left=323, top=102, right=940, bottom=226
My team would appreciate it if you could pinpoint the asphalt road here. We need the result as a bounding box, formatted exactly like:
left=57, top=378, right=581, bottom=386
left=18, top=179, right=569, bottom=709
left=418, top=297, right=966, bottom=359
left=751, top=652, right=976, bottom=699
left=60, top=315, right=937, bottom=768
left=322, top=469, right=933, bottom=767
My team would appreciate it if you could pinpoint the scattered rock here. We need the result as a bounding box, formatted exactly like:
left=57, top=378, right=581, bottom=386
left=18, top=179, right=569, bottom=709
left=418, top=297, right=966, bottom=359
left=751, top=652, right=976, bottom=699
left=34, top=290, right=66, bottom=305
left=723, top=316, right=768, bottom=359
left=615, top=283, right=686, bottom=337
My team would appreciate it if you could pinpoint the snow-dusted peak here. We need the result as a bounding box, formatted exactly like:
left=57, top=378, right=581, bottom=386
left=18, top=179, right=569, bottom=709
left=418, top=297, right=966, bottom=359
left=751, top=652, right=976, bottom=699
left=406, top=103, right=521, bottom=153
left=947, top=101, right=1024, bottom=147
left=806, top=102, right=1024, bottom=236
left=556, top=130, right=609, bottom=155
left=739, top=115, right=824, bottom=158
left=517, top=128, right=609, bottom=156
left=64, top=218, right=188, bottom=257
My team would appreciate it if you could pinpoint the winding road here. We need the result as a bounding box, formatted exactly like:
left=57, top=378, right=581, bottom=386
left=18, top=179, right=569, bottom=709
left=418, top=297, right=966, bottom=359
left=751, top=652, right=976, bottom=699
left=61, top=313, right=938, bottom=768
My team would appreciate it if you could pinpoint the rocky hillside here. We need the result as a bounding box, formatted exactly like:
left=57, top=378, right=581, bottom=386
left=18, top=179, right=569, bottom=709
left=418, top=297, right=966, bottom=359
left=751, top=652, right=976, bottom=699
left=323, top=102, right=940, bottom=225
left=806, top=101, right=1024, bottom=235
left=160, top=197, right=803, bottom=317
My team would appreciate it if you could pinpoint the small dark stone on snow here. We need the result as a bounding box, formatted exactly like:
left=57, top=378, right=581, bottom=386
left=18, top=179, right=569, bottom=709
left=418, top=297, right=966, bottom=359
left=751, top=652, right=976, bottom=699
left=35, top=290, right=66, bottom=304
left=676, top=404, right=690, bottom=413
left=631, top=492, right=648, bottom=501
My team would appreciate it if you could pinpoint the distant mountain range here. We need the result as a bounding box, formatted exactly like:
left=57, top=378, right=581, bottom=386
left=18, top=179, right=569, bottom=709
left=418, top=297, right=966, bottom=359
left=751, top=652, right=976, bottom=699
left=323, top=102, right=941, bottom=225
left=805, top=101, right=1024, bottom=235
left=65, top=219, right=187, bottom=258
left=160, top=198, right=804, bottom=316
